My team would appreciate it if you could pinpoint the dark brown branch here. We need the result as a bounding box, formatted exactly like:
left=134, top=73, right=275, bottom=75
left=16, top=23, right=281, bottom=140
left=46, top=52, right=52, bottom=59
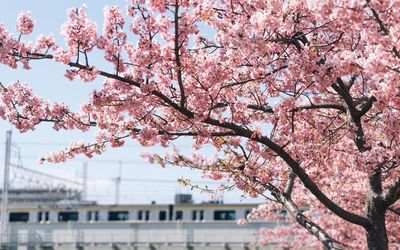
left=331, top=78, right=358, bottom=117
left=127, top=126, right=236, bottom=137
left=331, top=78, right=376, bottom=152
left=248, top=102, right=347, bottom=114
left=388, top=207, right=400, bottom=216
left=291, top=103, right=347, bottom=113
left=383, top=178, right=400, bottom=207
left=265, top=183, right=344, bottom=250
left=365, top=2, right=400, bottom=61
left=366, top=3, right=390, bottom=35
left=359, top=96, right=377, bottom=116
left=222, top=65, right=288, bottom=90
left=393, top=48, right=400, bottom=59
left=283, top=170, right=296, bottom=198
left=203, top=117, right=370, bottom=227
left=174, top=1, right=186, bottom=108
left=247, top=104, right=274, bottom=113
left=161, top=130, right=236, bottom=137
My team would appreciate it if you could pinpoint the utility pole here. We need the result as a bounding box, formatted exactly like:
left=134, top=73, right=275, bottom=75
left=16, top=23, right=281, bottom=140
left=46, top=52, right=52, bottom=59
left=82, top=162, right=88, bottom=201
left=115, top=161, right=122, bottom=205
left=0, top=131, right=12, bottom=247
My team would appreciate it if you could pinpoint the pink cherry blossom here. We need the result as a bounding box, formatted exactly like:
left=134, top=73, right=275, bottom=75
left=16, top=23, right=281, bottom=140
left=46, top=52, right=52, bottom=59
left=1, top=1, right=400, bottom=249
left=16, top=11, right=34, bottom=35
left=61, top=7, right=97, bottom=56
left=54, top=48, right=72, bottom=64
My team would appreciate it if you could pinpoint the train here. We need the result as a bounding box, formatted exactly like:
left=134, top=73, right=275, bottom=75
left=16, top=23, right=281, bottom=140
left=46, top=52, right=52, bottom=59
left=5, top=196, right=259, bottom=224
left=1, top=193, right=290, bottom=249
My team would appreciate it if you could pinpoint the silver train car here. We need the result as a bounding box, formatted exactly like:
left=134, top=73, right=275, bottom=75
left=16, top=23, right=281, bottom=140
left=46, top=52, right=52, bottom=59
left=5, top=201, right=258, bottom=224
left=1, top=194, right=290, bottom=249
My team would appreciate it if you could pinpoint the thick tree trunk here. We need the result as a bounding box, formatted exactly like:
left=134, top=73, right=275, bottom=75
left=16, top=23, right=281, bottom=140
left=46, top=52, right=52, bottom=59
left=365, top=173, right=388, bottom=250
left=366, top=210, right=388, bottom=250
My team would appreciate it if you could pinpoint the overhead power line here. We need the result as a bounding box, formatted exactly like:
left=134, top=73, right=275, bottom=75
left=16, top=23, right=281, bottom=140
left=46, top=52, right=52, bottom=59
left=9, top=164, right=83, bottom=186
left=120, top=177, right=218, bottom=185
left=13, top=141, right=195, bottom=148
left=5, top=155, right=151, bottom=164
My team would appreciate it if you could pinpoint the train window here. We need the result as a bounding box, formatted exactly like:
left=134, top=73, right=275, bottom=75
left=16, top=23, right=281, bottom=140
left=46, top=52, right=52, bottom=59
left=138, top=210, right=143, bottom=220
left=108, top=211, right=129, bottom=221
left=9, top=212, right=29, bottom=222
left=58, top=211, right=79, bottom=222
left=159, top=211, right=167, bottom=221
left=94, top=211, right=99, bottom=221
left=192, top=210, right=197, bottom=221
left=175, top=210, right=183, bottom=220
left=87, top=211, right=99, bottom=221
left=244, top=209, right=251, bottom=218
left=145, top=210, right=150, bottom=221
left=199, top=210, right=204, bottom=220
left=214, top=210, right=236, bottom=220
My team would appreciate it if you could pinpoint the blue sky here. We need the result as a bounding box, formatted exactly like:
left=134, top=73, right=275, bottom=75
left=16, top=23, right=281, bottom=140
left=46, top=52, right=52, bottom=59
left=0, top=1, right=264, bottom=205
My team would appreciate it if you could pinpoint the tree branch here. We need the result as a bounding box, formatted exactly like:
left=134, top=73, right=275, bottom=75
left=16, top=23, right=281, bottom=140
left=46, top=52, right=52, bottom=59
left=359, top=96, right=377, bottom=117
left=331, top=78, right=358, bottom=117
left=174, top=1, right=186, bottom=108
left=248, top=102, right=347, bottom=114
left=247, top=104, right=273, bottom=113
left=331, top=78, right=376, bottom=152
left=265, top=183, right=344, bottom=250
left=388, top=207, right=400, bottom=216
left=383, top=178, right=400, bottom=207
left=291, top=103, right=347, bottom=113
left=283, top=170, right=296, bottom=198
left=202, top=117, right=370, bottom=227
left=366, top=2, right=390, bottom=35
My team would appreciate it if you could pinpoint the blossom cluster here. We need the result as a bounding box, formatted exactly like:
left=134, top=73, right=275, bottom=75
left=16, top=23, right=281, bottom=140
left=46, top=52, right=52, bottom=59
left=0, top=1, right=400, bottom=248
left=16, top=11, right=34, bottom=35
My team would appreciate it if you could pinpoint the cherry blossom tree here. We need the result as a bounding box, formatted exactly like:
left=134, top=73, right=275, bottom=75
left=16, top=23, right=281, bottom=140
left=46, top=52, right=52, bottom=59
left=0, top=1, right=399, bottom=249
